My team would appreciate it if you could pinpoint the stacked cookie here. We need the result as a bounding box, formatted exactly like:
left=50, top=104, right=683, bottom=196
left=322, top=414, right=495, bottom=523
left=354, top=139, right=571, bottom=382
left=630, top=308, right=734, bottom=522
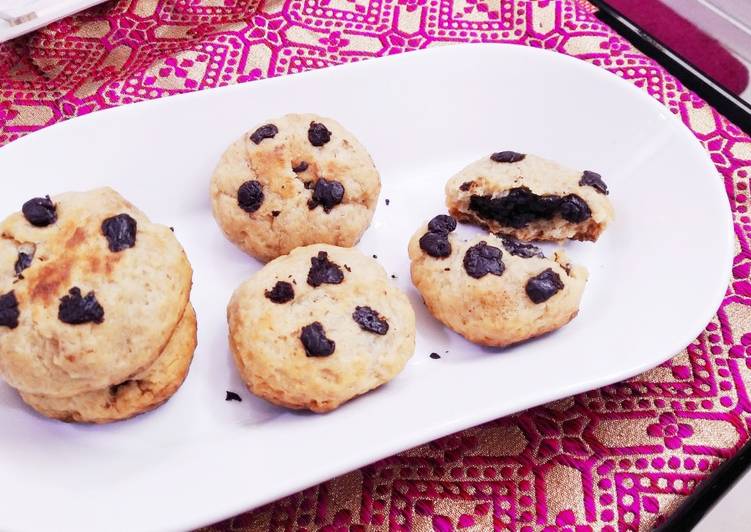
left=212, top=114, right=416, bottom=412
left=0, top=188, right=195, bottom=423
left=410, top=151, right=614, bottom=347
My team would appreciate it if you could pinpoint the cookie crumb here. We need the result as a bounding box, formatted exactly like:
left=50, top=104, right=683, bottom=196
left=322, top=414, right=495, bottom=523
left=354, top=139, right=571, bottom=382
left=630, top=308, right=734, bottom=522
left=225, top=391, right=242, bottom=402
left=429, top=352, right=441, bottom=359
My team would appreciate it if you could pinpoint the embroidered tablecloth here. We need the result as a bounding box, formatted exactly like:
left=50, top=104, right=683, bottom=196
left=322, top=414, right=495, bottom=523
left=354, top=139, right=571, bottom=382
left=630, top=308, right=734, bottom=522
left=1, top=0, right=750, bottom=530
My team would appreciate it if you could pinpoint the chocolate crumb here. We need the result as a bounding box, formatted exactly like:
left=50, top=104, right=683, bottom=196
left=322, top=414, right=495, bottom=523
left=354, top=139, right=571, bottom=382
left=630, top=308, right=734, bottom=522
left=225, top=391, right=242, bottom=402
left=372, top=254, right=378, bottom=259
left=272, top=210, right=281, bottom=217
left=344, top=264, right=352, bottom=273
left=385, top=199, right=390, bottom=205
left=429, top=352, right=441, bottom=359
left=292, top=161, right=309, bottom=173
left=460, top=181, right=475, bottom=191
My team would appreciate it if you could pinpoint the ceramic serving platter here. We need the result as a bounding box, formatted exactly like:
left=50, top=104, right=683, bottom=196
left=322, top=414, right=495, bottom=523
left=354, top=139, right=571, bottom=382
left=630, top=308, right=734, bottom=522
left=0, top=44, right=734, bottom=532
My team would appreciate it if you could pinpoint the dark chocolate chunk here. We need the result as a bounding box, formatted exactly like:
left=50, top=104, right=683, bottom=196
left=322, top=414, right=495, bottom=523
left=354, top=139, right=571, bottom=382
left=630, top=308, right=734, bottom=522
left=308, top=178, right=344, bottom=212
left=352, top=306, right=389, bottom=335
left=427, top=214, right=457, bottom=235
left=249, top=123, right=278, bottom=144
left=559, top=194, right=591, bottom=223
left=292, top=161, right=309, bottom=173
left=526, top=268, right=564, bottom=304
left=463, top=241, right=504, bottom=279
left=429, top=352, right=441, bottom=359
left=469, top=187, right=561, bottom=229
left=419, top=232, right=451, bottom=258
left=307, top=251, right=344, bottom=287
left=490, top=151, right=525, bottom=163
left=500, top=236, right=544, bottom=258
left=308, top=121, right=332, bottom=147
left=459, top=181, right=474, bottom=191
left=14, top=252, right=32, bottom=276
left=300, top=322, right=335, bottom=356
left=579, top=171, right=608, bottom=195
left=237, top=180, right=264, bottom=213
left=265, top=281, right=294, bottom=303
left=0, top=291, right=19, bottom=329
left=22, top=195, right=57, bottom=227
left=58, top=287, right=104, bottom=325
left=225, top=391, right=242, bottom=402
left=101, top=213, right=137, bottom=252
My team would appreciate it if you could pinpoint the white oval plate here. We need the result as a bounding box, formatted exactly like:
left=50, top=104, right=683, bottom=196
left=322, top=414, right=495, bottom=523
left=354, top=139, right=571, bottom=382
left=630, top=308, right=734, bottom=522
left=0, top=44, right=734, bottom=532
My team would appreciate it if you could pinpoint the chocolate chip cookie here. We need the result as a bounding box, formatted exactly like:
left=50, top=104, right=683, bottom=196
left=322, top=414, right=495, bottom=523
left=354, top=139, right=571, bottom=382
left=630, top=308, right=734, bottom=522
left=409, top=215, right=588, bottom=347
left=0, top=188, right=194, bottom=422
left=228, top=244, right=415, bottom=412
left=446, top=152, right=614, bottom=241
left=211, top=114, right=381, bottom=262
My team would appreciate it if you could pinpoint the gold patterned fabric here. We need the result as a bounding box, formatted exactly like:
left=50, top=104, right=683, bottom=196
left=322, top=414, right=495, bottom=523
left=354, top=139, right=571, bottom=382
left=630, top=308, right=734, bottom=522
left=0, top=0, right=750, bottom=530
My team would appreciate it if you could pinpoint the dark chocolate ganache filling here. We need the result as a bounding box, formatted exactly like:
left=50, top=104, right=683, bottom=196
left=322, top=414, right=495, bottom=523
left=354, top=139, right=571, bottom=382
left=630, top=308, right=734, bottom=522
left=468, top=187, right=591, bottom=228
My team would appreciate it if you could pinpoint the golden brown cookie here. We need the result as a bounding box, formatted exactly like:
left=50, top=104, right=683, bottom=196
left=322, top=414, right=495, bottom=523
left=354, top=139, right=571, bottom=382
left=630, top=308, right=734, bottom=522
left=228, top=244, right=415, bottom=413
left=19, top=304, right=197, bottom=424
left=210, top=113, right=381, bottom=262
left=0, top=187, right=193, bottom=398
left=409, top=215, right=587, bottom=347
left=445, top=152, right=614, bottom=241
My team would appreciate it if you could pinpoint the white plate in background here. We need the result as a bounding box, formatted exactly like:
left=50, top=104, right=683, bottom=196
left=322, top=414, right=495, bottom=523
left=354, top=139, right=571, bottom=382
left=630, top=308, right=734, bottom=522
left=0, top=0, right=107, bottom=42
left=0, top=44, right=734, bottom=531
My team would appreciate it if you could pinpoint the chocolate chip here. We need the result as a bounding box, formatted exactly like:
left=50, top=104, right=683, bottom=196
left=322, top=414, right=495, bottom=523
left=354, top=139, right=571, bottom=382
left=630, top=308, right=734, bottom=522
left=101, top=213, right=137, bottom=252
left=237, top=180, right=264, bottom=213
left=463, top=241, right=504, bottom=279
left=500, top=236, right=544, bottom=258
left=308, top=178, right=344, bottom=212
left=249, top=124, right=278, bottom=144
left=526, top=268, right=564, bottom=304
left=300, top=322, right=335, bottom=356
left=225, top=391, right=242, bottom=402
left=265, top=281, right=294, bottom=303
left=419, top=232, right=451, bottom=258
left=559, top=194, right=591, bottom=223
left=22, top=195, right=57, bottom=227
left=429, top=352, right=441, bottom=359
left=352, top=306, right=389, bottom=335
left=272, top=210, right=281, bottom=217
left=14, top=252, right=32, bottom=276
left=490, top=151, right=525, bottom=163
left=460, top=181, right=474, bottom=191
left=0, top=291, right=19, bottom=329
left=308, top=121, right=332, bottom=147
left=307, top=251, right=344, bottom=287
left=579, top=171, right=609, bottom=195
left=58, top=287, right=104, bottom=325
left=427, top=214, right=457, bottom=235
left=292, top=161, right=309, bottom=173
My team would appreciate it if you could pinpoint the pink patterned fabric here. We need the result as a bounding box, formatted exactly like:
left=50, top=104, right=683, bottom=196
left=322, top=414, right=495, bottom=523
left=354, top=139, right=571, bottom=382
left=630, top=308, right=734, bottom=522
left=1, top=1, right=750, bottom=530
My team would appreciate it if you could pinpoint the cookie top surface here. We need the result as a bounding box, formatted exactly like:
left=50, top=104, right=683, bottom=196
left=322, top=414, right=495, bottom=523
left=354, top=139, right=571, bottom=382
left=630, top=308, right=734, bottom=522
left=408, top=216, right=588, bottom=347
left=445, top=152, right=614, bottom=241
left=0, top=188, right=192, bottom=397
left=211, top=113, right=381, bottom=262
left=228, top=244, right=415, bottom=412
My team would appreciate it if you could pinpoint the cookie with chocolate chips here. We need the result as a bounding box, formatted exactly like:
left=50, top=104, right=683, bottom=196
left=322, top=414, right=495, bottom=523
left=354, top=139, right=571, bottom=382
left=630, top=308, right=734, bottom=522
left=0, top=187, right=195, bottom=423
left=210, top=113, right=381, bottom=262
left=445, top=152, right=614, bottom=242
left=409, top=220, right=587, bottom=347
left=228, top=244, right=415, bottom=413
